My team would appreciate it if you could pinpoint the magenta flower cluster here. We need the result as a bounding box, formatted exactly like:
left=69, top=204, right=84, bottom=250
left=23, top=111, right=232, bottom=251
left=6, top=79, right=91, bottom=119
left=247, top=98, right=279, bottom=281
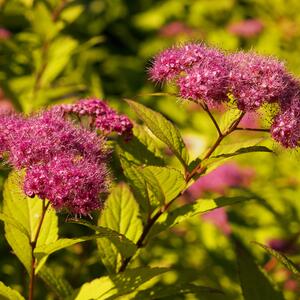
left=149, top=43, right=300, bottom=148
left=0, top=99, right=133, bottom=215
left=57, top=98, right=133, bottom=140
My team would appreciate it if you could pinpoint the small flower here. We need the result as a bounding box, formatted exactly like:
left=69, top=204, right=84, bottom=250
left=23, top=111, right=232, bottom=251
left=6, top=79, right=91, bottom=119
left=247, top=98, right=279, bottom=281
left=0, top=109, right=110, bottom=215
left=187, top=163, right=255, bottom=198
left=24, top=154, right=109, bottom=215
left=159, top=21, right=195, bottom=38
left=228, top=19, right=264, bottom=38
left=0, top=27, right=11, bottom=40
left=177, top=48, right=229, bottom=106
left=57, top=98, right=133, bottom=139
left=228, top=51, right=293, bottom=111
left=271, top=105, right=300, bottom=148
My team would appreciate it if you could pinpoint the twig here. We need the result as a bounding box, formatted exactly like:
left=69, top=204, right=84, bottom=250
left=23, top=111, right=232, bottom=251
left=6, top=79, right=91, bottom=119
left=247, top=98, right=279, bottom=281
left=200, top=103, right=222, bottom=137
left=235, top=127, right=270, bottom=133
left=28, top=201, right=50, bottom=300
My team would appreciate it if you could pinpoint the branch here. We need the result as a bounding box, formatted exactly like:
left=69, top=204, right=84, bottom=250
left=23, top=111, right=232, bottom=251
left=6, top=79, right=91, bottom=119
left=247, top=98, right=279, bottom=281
left=29, top=201, right=50, bottom=300
left=235, top=127, right=270, bottom=133
left=200, top=103, right=222, bottom=137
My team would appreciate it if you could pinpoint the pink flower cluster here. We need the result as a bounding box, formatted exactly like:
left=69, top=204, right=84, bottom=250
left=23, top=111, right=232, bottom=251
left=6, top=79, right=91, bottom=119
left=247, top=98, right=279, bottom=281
left=228, top=19, right=264, bottom=38
left=0, top=105, right=115, bottom=215
left=149, top=43, right=300, bottom=148
left=57, top=98, right=133, bottom=140
left=187, top=163, right=254, bottom=199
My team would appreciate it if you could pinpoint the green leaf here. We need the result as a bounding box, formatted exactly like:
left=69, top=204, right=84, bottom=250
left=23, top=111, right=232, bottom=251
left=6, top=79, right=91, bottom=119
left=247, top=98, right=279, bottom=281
left=120, top=160, right=186, bottom=211
left=0, top=281, right=25, bottom=300
left=117, top=124, right=165, bottom=166
left=126, top=99, right=189, bottom=169
left=135, top=283, right=223, bottom=299
left=39, top=37, right=78, bottom=87
left=141, top=166, right=186, bottom=205
left=0, top=213, right=28, bottom=236
left=35, top=230, right=137, bottom=262
left=119, top=157, right=150, bottom=213
left=105, top=267, right=170, bottom=300
left=75, top=276, right=115, bottom=300
left=3, top=171, right=58, bottom=274
left=60, top=4, right=84, bottom=23
left=234, top=239, right=285, bottom=300
left=38, top=265, right=74, bottom=299
left=202, top=145, right=272, bottom=174
left=253, top=242, right=300, bottom=276
left=219, top=108, right=242, bottom=132
left=148, top=196, right=253, bottom=239
left=75, top=267, right=169, bottom=300
left=97, top=183, right=143, bottom=273
left=70, top=219, right=137, bottom=257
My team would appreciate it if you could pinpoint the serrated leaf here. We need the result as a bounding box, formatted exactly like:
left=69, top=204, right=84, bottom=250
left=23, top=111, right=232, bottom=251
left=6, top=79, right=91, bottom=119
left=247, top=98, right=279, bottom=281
left=3, top=171, right=58, bottom=274
left=35, top=229, right=137, bottom=262
left=253, top=242, right=300, bottom=276
left=148, top=196, right=253, bottom=239
left=0, top=213, right=29, bottom=236
left=219, top=108, right=242, bottom=132
left=97, top=183, right=143, bottom=273
left=135, top=283, right=223, bottom=299
left=0, top=281, right=25, bottom=300
left=126, top=100, right=189, bottom=169
left=38, top=265, right=74, bottom=299
left=119, top=158, right=150, bottom=213
left=75, top=267, right=169, bottom=300
left=141, top=166, right=186, bottom=205
left=70, top=219, right=137, bottom=257
left=234, top=239, right=285, bottom=300
left=202, top=145, right=272, bottom=174
left=117, top=124, right=165, bottom=166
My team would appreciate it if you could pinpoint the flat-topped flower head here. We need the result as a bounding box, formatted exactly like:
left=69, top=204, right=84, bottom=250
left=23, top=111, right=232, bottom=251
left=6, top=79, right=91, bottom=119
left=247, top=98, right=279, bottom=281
left=5, top=110, right=107, bottom=169
left=228, top=52, right=293, bottom=111
left=24, top=154, right=109, bottom=215
left=58, top=98, right=133, bottom=139
left=0, top=109, right=111, bottom=215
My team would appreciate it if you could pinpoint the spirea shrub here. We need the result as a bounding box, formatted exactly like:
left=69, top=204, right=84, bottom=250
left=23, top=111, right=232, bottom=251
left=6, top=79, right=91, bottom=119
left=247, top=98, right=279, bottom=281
left=1, top=43, right=300, bottom=300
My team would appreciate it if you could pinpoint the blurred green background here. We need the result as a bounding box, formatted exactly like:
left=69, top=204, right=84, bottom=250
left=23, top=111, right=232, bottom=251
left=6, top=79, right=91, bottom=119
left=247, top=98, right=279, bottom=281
left=1, top=0, right=300, bottom=299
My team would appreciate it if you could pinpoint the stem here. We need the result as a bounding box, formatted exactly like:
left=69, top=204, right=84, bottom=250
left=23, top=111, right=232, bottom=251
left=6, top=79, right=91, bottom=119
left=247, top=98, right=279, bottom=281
left=30, top=0, right=66, bottom=111
left=118, top=112, right=246, bottom=273
left=200, top=103, right=222, bottom=137
left=235, top=127, right=270, bottom=133
left=28, top=201, right=50, bottom=300
left=119, top=197, right=177, bottom=273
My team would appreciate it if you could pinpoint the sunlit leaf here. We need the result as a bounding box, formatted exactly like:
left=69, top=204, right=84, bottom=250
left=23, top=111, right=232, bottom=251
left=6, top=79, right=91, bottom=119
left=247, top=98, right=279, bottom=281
left=141, top=166, right=186, bottom=205
left=3, top=171, right=58, bottom=274
left=126, top=99, right=189, bottom=169
left=97, top=183, right=143, bottom=273
left=148, top=196, right=253, bottom=239
left=135, top=283, right=223, bottom=299
left=253, top=241, right=300, bottom=276
left=38, top=265, right=74, bottom=299
left=0, top=281, right=25, bottom=300
left=75, top=267, right=168, bottom=300
left=117, top=124, right=165, bottom=166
